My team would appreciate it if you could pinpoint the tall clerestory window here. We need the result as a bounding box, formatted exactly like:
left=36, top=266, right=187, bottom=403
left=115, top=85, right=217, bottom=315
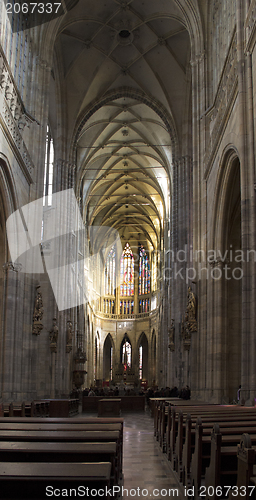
left=151, top=251, right=157, bottom=292
left=43, top=125, right=54, bottom=207
left=105, top=246, right=116, bottom=296
left=139, top=245, right=150, bottom=295
left=120, top=243, right=134, bottom=296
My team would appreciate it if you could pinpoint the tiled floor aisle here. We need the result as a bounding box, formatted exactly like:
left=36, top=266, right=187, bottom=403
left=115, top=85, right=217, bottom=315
left=122, top=411, right=183, bottom=499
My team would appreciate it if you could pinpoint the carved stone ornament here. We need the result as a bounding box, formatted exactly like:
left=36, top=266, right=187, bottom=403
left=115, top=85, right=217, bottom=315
left=32, top=286, right=44, bottom=335
left=66, top=320, right=73, bottom=353
left=74, top=347, right=87, bottom=364
left=73, top=370, right=87, bottom=389
left=181, top=313, right=191, bottom=351
left=49, top=318, right=58, bottom=352
left=168, top=319, right=175, bottom=351
left=3, top=262, right=22, bottom=273
left=186, top=286, right=197, bottom=332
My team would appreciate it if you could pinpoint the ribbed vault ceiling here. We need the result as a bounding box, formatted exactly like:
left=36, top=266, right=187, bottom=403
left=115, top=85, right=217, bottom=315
left=53, top=0, right=191, bottom=251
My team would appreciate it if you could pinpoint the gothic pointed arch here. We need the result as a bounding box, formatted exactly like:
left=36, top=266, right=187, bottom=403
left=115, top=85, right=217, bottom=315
left=138, top=332, right=149, bottom=382
left=151, top=329, right=157, bottom=386
left=210, top=148, right=242, bottom=402
left=103, top=333, right=114, bottom=383
left=120, top=333, right=132, bottom=368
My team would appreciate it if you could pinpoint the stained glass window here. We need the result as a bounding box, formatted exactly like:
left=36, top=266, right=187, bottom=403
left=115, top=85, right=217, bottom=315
left=152, top=251, right=157, bottom=292
left=139, top=245, right=150, bottom=295
left=139, top=299, right=150, bottom=313
left=120, top=243, right=134, bottom=296
left=105, top=246, right=116, bottom=295
left=122, top=340, right=132, bottom=368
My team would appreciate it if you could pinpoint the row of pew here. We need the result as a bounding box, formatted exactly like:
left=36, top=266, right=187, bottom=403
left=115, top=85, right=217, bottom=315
left=1, top=399, right=79, bottom=418
left=0, top=415, right=123, bottom=499
left=152, top=399, right=256, bottom=499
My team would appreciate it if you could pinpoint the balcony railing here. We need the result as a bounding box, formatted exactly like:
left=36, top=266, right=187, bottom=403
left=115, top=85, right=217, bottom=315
left=95, top=310, right=157, bottom=320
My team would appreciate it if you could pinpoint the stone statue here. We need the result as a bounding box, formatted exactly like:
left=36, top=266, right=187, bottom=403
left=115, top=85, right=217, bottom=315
left=66, top=320, right=73, bottom=353
left=32, top=286, right=44, bottom=335
left=49, top=318, right=58, bottom=352
left=168, top=319, right=175, bottom=351
left=187, top=286, right=196, bottom=319
left=184, top=312, right=191, bottom=340
left=183, top=312, right=191, bottom=351
left=186, top=286, right=197, bottom=332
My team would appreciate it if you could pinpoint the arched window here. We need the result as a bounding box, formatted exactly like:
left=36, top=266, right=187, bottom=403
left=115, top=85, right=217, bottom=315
left=139, top=345, right=143, bottom=380
left=139, top=333, right=148, bottom=381
left=120, top=243, right=134, bottom=296
left=139, top=245, right=150, bottom=295
left=103, top=334, right=113, bottom=382
left=94, top=334, right=99, bottom=381
left=122, top=340, right=132, bottom=368
left=105, top=246, right=116, bottom=295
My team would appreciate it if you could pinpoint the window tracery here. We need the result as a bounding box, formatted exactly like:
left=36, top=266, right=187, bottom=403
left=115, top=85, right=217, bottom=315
left=139, top=245, right=150, bottom=295
left=105, top=246, right=115, bottom=296
left=120, top=243, right=134, bottom=296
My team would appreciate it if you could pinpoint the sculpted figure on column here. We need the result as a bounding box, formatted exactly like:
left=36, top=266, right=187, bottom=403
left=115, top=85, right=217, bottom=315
left=49, top=318, right=58, bottom=352
left=32, top=286, right=44, bottom=335
left=66, top=320, right=73, bottom=353
left=186, top=286, right=197, bottom=332
left=168, top=319, right=175, bottom=351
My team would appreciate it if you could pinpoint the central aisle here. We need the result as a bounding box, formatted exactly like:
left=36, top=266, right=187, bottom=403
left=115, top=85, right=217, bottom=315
left=123, top=412, right=182, bottom=499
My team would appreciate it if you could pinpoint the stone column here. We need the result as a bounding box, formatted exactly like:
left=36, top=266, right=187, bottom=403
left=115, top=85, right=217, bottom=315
left=236, top=0, right=256, bottom=402
left=190, top=48, right=207, bottom=400
left=1, top=262, right=24, bottom=400
left=169, top=156, right=193, bottom=390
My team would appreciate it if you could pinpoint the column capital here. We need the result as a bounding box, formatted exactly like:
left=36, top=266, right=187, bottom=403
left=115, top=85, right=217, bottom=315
left=3, top=262, right=22, bottom=273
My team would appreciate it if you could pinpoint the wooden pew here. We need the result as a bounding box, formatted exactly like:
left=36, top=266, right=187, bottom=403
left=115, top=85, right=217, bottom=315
left=33, top=400, right=49, bottom=417
left=0, top=429, right=122, bottom=478
left=0, top=420, right=123, bottom=474
left=167, top=407, right=256, bottom=480
left=153, top=402, right=256, bottom=498
left=180, top=413, right=256, bottom=486
left=0, top=422, right=122, bottom=432
left=190, top=422, right=256, bottom=499
left=4, top=403, right=12, bottom=417
left=157, top=401, right=219, bottom=447
left=48, top=399, right=79, bottom=417
left=24, top=401, right=34, bottom=417
left=204, top=424, right=237, bottom=499
left=0, top=429, right=121, bottom=442
left=0, top=462, right=112, bottom=499
left=82, top=396, right=145, bottom=413
left=0, top=441, right=118, bottom=486
left=162, top=406, right=256, bottom=480
left=232, top=434, right=256, bottom=500
left=10, top=401, right=25, bottom=417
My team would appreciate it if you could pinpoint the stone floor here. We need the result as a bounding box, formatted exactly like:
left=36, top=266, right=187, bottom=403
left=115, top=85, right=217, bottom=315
left=78, top=408, right=184, bottom=499
left=122, top=411, right=183, bottom=499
